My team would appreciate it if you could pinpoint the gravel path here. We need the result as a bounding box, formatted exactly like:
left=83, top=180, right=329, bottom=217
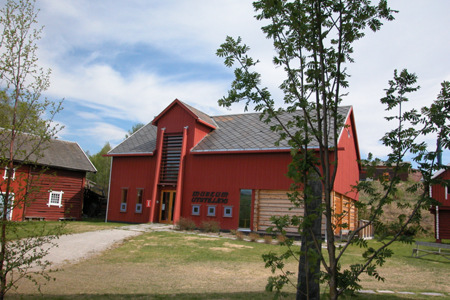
left=41, top=223, right=173, bottom=268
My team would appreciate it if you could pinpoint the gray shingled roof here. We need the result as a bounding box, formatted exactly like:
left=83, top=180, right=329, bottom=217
left=109, top=105, right=352, bottom=155
left=192, top=106, right=351, bottom=152
left=108, top=123, right=158, bottom=155
left=1, top=131, right=96, bottom=172
left=181, top=101, right=217, bottom=128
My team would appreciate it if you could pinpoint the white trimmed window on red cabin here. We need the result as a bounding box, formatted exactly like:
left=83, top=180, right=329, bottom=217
left=48, top=191, right=63, bottom=208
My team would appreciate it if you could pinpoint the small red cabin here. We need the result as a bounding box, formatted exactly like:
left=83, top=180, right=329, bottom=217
left=106, top=99, right=361, bottom=234
left=1, top=134, right=97, bottom=221
left=430, top=164, right=450, bottom=242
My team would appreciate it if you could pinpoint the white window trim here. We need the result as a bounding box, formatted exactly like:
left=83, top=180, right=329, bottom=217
left=135, top=203, right=142, bottom=213
left=120, top=203, right=127, bottom=212
left=445, top=185, right=448, bottom=200
left=207, top=205, right=216, bottom=217
left=223, top=206, right=233, bottom=218
left=47, top=191, right=63, bottom=208
left=192, top=204, right=200, bottom=216
left=0, top=192, right=14, bottom=220
left=3, top=167, right=16, bottom=180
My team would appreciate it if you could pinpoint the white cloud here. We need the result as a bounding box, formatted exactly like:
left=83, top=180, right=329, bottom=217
left=33, top=0, right=450, bottom=160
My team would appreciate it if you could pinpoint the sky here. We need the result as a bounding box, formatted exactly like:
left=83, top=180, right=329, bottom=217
left=25, top=0, right=450, bottom=164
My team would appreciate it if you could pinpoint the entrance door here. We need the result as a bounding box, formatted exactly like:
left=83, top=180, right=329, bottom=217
left=159, top=190, right=176, bottom=224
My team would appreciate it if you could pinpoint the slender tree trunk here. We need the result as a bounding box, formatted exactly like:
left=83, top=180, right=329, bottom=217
left=297, top=174, right=323, bottom=300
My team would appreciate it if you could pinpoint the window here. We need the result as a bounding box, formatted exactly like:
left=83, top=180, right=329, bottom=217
left=136, top=189, right=143, bottom=213
left=446, top=185, right=448, bottom=200
left=120, top=189, right=128, bottom=212
left=192, top=205, right=200, bottom=216
left=0, top=193, right=14, bottom=220
left=223, top=206, right=233, bottom=218
left=207, top=205, right=216, bottom=217
left=3, top=167, right=15, bottom=180
left=48, top=191, right=63, bottom=208
left=429, top=186, right=432, bottom=198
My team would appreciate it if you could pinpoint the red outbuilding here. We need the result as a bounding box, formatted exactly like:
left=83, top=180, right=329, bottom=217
left=430, top=164, right=450, bottom=242
left=106, top=99, right=361, bottom=234
left=1, top=133, right=97, bottom=221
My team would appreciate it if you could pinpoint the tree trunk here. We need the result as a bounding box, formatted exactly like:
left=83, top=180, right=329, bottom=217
left=297, top=176, right=322, bottom=300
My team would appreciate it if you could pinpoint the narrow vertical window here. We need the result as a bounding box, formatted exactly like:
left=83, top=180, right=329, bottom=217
left=136, top=189, right=143, bottom=213
left=3, top=167, right=16, bottom=180
left=120, top=189, right=128, bottom=212
left=445, top=186, right=448, bottom=200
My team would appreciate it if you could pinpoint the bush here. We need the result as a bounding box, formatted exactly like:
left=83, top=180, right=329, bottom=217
left=248, top=232, right=260, bottom=242
left=200, top=220, right=220, bottom=233
left=235, top=231, right=245, bottom=241
left=176, top=217, right=196, bottom=231
left=276, top=234, right=287, bottom=244
left=263, top=235, right=273, bottom=244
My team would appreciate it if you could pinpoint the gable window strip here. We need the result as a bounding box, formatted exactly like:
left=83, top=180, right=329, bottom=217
left=3, top=167, right=16, bottom=180
left=48, top=191, right=64, bottom=208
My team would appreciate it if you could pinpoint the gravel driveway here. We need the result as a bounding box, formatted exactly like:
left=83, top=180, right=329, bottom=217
left=41, top=223, right=173, bottom=268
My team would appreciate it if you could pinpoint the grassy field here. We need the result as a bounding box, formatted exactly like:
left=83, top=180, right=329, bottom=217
left=8, top=229, right=450, bottom=299
left=6, top=218, right=129, bottom=240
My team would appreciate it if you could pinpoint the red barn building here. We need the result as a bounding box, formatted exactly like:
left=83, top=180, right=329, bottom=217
left=106, top=99, right=360, bottom=234
left=1, top=134, right=96, bottom=221
left=430, top=164, right=450, bottom=242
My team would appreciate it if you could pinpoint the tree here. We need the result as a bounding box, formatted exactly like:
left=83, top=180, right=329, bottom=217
left=0, top=0, right=63, bottom=298
left=217, top=1, right=448, bottom=299
left=125, top=122, right=144, bottom=139
left=87, top=142, right=112, bottom=194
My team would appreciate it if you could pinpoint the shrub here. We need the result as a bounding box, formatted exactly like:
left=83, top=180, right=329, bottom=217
left=248, top=232, right=260, bottom=242
left=176, top=217, right=196, bottom=231
left=276, top=234, right=287, bottom=244
left=263, top=235, right=273, bottom=244
left=235, top=231, right=245, bottom=241
left=200, top=220, right=220, bottom=233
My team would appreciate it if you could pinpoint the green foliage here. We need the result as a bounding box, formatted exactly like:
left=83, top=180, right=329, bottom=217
left=86, top=142, right=112, bottom=194
left=175, top=217, right=196, bottom=231
left=0, top=0, right=63, bottom=297
left=217, top=0, right=449, bottom=299
left=124, top=122, right=144, bottom=139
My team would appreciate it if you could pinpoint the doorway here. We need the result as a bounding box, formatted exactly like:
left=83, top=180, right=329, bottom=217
left=159, top=190, right=176, bottom=224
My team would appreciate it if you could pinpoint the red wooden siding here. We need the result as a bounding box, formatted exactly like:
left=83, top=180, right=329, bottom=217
left=334, top=108, right=360, bottom=200
left=107, top=101, right=361, bottom=233
left=24, top=167, right=86, bottom=220
left=431, top=169, right=449, bottom=205
left=107, top=156, right=156, bottom=223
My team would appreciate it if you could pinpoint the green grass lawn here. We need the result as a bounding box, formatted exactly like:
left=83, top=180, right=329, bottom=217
left=8, top=230, right=450, bottom=299
left=6, top=218, right=130, bottom=240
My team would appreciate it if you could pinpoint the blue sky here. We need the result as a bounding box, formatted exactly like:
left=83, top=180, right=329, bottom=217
left=30, top=0, right=450, bottom=164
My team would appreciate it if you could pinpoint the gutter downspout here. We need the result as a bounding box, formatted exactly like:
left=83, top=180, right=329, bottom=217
left=105, top=157, right=113, bottom=223
left=149, top=128, right=165, bottom=223
left=173, top=126, right=188, bottom=224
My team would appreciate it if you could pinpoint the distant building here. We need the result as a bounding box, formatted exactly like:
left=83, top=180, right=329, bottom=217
left=106, top=99, right=361, bottom=235
left=360, top=161, right=422, bottom=182
left=430, top=164, right=450, bottom=242
left=1, top=132, right=96, bottom=221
